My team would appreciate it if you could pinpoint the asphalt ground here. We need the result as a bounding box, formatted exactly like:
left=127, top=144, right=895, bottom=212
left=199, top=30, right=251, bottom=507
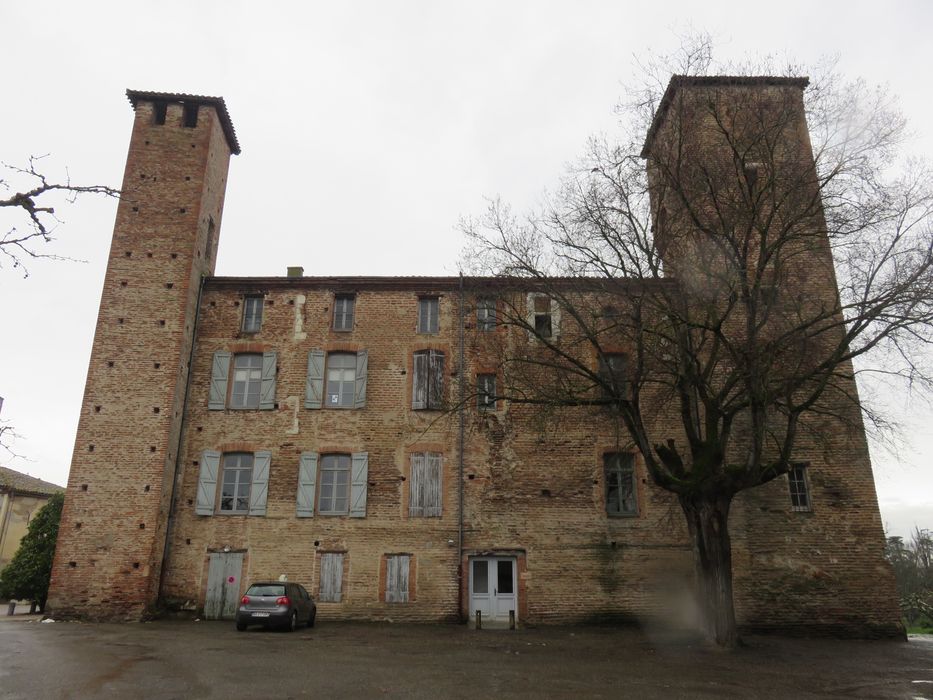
left=0, top=616, right=931, bottom=699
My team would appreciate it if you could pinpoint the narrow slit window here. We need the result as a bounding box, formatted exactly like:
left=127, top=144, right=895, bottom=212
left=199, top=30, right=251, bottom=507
left=788, top=464, right=811, bottom=512
left=183, top=103, right=198, bottom=128
left=153, top=101, right=167, bottom=125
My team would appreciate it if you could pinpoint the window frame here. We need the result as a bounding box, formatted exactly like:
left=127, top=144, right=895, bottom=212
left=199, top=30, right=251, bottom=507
left=324, top=352, right=357, bottom=409
left=317, top=453, right=352, bottom=516
left=417, top=297, right=440, bottom=334
left=788, top=463, right=812, bottom=512
left=333, top=294, right=355, bottom=332
left=527, top=293, right=559, bottom=339
left=241, top=296, right=264, bottom=334
left=598, top=353, right=627, bottom=400
left=604, top=452, right=638, bottom=517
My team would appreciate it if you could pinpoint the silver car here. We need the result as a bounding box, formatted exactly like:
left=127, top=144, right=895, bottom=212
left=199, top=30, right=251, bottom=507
left=235, top=582, right=316, bottom=632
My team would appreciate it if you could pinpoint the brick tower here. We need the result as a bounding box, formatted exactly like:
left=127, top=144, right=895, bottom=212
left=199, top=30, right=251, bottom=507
left=47, top=91, right=239, bottom=618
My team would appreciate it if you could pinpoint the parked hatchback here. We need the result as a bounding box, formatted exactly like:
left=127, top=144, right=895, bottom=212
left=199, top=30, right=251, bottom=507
left=236, top=581, right=316, bottom=632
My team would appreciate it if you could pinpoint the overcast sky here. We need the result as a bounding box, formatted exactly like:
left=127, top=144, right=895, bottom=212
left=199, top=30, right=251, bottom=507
left=1, top=1, right=930, bottom=538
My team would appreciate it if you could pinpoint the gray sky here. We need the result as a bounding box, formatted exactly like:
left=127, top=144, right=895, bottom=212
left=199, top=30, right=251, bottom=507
left=1, top=0, right=930, bottom=538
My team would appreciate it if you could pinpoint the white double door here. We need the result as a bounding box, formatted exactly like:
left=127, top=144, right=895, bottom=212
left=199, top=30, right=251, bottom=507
left=470, top=557, right=517, bottom=626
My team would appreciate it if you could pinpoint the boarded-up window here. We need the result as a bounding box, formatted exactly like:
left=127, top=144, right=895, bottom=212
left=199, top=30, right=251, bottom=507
left=385, top=554, right=410, bottom=603
left=409, top=452, right=442, bottom=517
left=605, top=453, right=637, bottom=516
left=319, top=553, right=344, bottom=602
left=412, top=350, right=444, bottom=410
left=418, top=297, right=439, bottom=333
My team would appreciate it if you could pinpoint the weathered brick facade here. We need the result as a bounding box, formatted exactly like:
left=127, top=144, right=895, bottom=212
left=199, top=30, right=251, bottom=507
left=47, top=82, right=902, bottom=635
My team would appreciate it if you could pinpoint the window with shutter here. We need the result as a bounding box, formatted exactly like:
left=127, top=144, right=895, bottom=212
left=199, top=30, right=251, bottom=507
left=248, top=450, right=271, bottom=516
left=409, top=452, right=442, bottom=517
left=220, top=452, right=254, bottom=513
left=318, top=454, right=351, bottom=515
left=230, top=354, right=263, bottom=409
left=305, top=350, right=325, bottom=409
left=296, top=452, right=318, bottom=517
left=319, top=553, right=344, bottom=602
left=196, top=450, right=221, bottom=515
left=412, top=350, right=445, bottom=410
left=208, top=351, right=231, bottom=410
left=385, top=554, right=410, bottom=603
left=325, top=352, right=356, bottom=407
left=349, top=452, right=368, bottom=518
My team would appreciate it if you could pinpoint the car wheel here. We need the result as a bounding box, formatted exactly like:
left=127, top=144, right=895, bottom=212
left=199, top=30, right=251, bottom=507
left=236, top=621, right=247, bottom=632
left=307, top=610, right=315, bottom=628
left=287, top=610, right=297, bottom=632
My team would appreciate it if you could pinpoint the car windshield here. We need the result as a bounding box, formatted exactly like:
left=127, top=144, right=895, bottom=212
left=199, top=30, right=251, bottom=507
left=246, top=584, right=286, bottom=597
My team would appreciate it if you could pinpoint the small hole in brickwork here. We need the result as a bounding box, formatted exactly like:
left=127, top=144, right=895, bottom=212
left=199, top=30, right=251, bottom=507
left=154, top=362, right=160, bottom=369
left=94, top=406, right=101, bottom=413
left=185, top=176, right=191, bottom=181
left=144, top=485, right=150, bottom=492
left=150, top=446, right=156, bottom=453
left=125, top=251, right=132, bottom=257
left=187, top=499, right=193, bottom=505
left=139, top=523, right=145, bottom=529
left=132, top=562, right=140, bottom=569
left=159, top=320, right=166, bottom=326
left=147, top=252, right=153, bottom=258
left=69, top=561, right=77, bottom=568
left=541, top=489, right=551, bottom=497
left=75, top=522, right=82, bottom=529
left=107, top=361, right=114, bottom=367
left=144, top=140, right=150, bottom=145
left=610, top=541, right=617, bottom=549
left=140, top=174, right=146, bottom=179
left=197, top=250, right=201, bottom=258
left=118, top=318, right=124, bottom=324
left=592, top=479, right=598, bottom=485
left=400, top=475, right=406, bottom=482
left=153, top=407, right=160, bottom=414
left=120, top=281, right=127, bottom=287
left=193, top=460, right=199, bottom=466
left=180, top=208, right=186, bottom=213
left=314, top=541, right=320, bottom=547
left=171, top=253, right=178, bottom=259
left=81, top=484, right=88, bottom=491
left=288, top=299, right=294, bottom=306
left=468, top=474, right=475, bottom=480
left=191, top=143, right=196, bottom=148
left=196, top=426, right=203, bottom=432
left=233, top=300, right=240, bottom=307
left=186, top=538, right=191, bottom=545
left=132, top=206, right=139, bottom=212
left=88, top=445, right=94, bottom=452
left=209, top=301, right=216, bottom=307
left=267, top=299, right=274, bottom=305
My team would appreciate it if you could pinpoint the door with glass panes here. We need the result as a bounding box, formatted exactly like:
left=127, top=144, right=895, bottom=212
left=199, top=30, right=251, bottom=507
left=469, top=557, right=517, bottom=626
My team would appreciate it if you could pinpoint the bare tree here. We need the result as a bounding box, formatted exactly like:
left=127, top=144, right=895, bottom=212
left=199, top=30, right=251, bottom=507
left=1, top=156, right=119, bottom=276
left=463, top=59, right=932, bottom=646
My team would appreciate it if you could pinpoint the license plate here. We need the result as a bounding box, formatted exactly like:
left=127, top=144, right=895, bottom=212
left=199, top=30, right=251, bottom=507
left=252, top=612, right=270, bottom=617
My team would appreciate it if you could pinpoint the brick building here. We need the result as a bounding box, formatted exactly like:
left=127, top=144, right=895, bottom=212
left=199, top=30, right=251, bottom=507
left=46, top=79, right=902, bottom=635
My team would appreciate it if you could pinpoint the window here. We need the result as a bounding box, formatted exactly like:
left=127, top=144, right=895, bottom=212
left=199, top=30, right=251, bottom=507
left=477, top=374, right=496, bottom=410
left=418, top=297, right=439, bottom=333
left=333, top=295, right=355, bottom=331
left=208, top=351, right=277, bottom=410
left=325, top=353, right=357, bottom=407
left=598, top=353, right=627, bottom=399
left=385, top=554, right=411, bottom=603
left=527, top=293, right=558, bottom=339
left=305, top=349, right=368, bottom=409
left=788, top=463, right=811, bottom=512
left=195, top=450, right=270, bottom=517
left=295, top=452, right=369, bottom=518
left=319, top=553, right=344, bottom=602
left=153, top=101, right=167, bottom=125
left=409, top=452, right=442, bottom=517
left=230, top=354, right=263, bottom=408
left=183, top=102, right=198, bottom=128
left=412, top=350, right=444, bottom=410
left=242, top=296, right=263, bottom=333
left=318, top=454, right=351, bottom=515
left=477, top=298, right=496, bottom=331
left=605, top=453, right=637, bottom=516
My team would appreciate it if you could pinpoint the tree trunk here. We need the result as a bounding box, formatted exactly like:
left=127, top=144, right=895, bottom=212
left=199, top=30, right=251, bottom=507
left=680, top=494, right=739, bottom=647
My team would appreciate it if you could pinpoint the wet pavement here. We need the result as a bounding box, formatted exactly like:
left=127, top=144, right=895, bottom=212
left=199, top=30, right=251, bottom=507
left=0, top=617, right=931, bottom=699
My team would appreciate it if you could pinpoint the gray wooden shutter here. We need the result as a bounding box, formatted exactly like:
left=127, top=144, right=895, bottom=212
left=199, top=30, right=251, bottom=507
left=196, top=450, right=221, bottom=515
left=248, top=450, right=271, bottom=516
left=412, top=352, right=427, bottom=409
left=320, top=553, right=343, bottom=602
left=305, top=350, right=325, bottom=409
left=259, top=351, right=276, bottom=410
left=296, top=452, right=318, bottom=517
left=353, top=350, right=368, bottom=409
left=349, top=452, right=368, bottom=518
left=409, top=453, right=425, bottom=517
left=429, top=351, right=444, bottom=408
left=425, top=452, right=442, bottom=517
left=208, top=351, right=231, bottom=410
left=386, top=555, right=410, bottom=603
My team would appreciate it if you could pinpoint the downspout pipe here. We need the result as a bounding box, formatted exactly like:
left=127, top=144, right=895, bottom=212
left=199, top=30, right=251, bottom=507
left=457, top=271, right=466, bottom=621
left=157, top=274, right=205, bottom=604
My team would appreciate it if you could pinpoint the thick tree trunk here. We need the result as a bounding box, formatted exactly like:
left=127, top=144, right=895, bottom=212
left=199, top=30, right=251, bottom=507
left=680, top=494, right=738, bottom=648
